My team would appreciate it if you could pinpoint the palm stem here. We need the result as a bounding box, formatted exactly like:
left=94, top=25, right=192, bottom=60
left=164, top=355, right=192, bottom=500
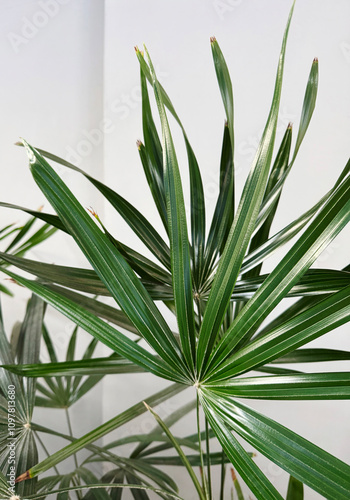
left=65, top=407, right=82, bottom=500
left=65, top=407, right=78, bottom=469
left=219, top=450, right=226, bottom=500
left=205, top=417, right=212, bottom=499
left=196, top=391, right=209, bottom=498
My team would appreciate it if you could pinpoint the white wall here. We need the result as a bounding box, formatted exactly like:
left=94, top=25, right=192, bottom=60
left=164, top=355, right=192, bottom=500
left=0, top=0, right=106, bottom=486
left=1, top=0, right=350, bottom=498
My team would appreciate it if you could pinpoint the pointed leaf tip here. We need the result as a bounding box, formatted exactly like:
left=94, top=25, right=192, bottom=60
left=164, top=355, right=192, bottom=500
left=87, top=206, right=101, bottom=222
left=143, top=401, right=151, bottom=411
left=4, top=277, right=23, bottom=287
left=15, top=470, right=31, bottom=483
left=19, top=138, right=35, bottom=165
left=288, top=122, right=293, bottom=129
left=231, top=468, right=237, bottom=481
left=136, top=139, right=143, bottom=150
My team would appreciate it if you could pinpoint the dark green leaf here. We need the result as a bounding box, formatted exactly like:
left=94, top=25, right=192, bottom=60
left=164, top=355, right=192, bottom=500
left=200, top=392, right=283, bottom=500
left=286, top=476, right=303, bottom=500
left=206, top=372, right=350, bottom=399
left=272, top=348, right=350, bottom=364
left=1, top=267, right=185, bottom=383
left=207, top=170, right=350, bottom=377
left=16, top=144, right=171, bottom=270
left=203, top=392, right=350, bottom=500
left=207, top=283, right=350, bottom=380
left=196, top=4, right=294, bottom=376
left=145, top=47, right=196, bottom=372
left=3, top=357, right=145, bottom=377
left=22, top=140, right=189, bottom=378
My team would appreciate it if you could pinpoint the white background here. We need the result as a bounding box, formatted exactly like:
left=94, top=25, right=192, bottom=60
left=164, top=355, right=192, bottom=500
left=1, top=0, right=350, bottom=498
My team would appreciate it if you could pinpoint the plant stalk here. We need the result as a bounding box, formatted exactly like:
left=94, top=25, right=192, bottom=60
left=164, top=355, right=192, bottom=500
left=65, top=407, right=82, bottom=500
left=219, top=450, right=226, bottom=500
left=196, top=391, right=209, bottom=499
left=205, top=417, right=212, bottom=499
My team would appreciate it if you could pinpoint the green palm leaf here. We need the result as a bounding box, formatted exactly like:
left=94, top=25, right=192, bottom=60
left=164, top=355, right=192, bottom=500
left=202, top=123, right=234, bottom=284
left=207, top=169, right=350, bottom=377
left=21, top=140, right=190, bottom=378
left=253, top=57, right=318, bottom=235
left=144, top=46, right=196, bottom=372
left=136, top=49, right=206, bottom=290
left=16, top=383, right=184, bottom=482
left=1, top=267, right=185, bottom=383
left=196, top=2, right=295, bottom=376
left=206, top=372, right=350, bottom=399
left=207, top=283, right=350, bottom=380
left=202, top=392, right=350, bottom=499
left=200, top=393, right=283, bottom=500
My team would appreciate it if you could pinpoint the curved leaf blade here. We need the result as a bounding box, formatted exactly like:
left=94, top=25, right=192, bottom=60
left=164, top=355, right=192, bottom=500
left=15, top=143, right=171, bottom=270
left=16, top=383, right=184, bottom=482
left=144, top=47, right=196, bottom=373
left=136, top=50, right=206, bottom=290
left=22, top=140, right=189, bottom=377
left=3, top=357, right=145, bottom=377
left=253, top=58, right=319, bottom=235
left=200, top=392, right=283, bottom=500
left=197, top=2, right=295, bottom=375
left=203, top=392, right=350, bottom=500
left=0, top=267, right=185, bottom=383
left=286, top=476, right=304, bottom=500
left=206, top=372, right=350, bottom=399
left=208, top=283, right=350, bottom=381
left=207, top=169, right=350, bottom=376
left=144, top=402, right=205, bottom=500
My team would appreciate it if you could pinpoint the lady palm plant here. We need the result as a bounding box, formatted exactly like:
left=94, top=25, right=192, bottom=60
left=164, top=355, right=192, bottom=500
left=1, top=1, right=350, bottom=498
left=0, top=213, right=56, bottom=297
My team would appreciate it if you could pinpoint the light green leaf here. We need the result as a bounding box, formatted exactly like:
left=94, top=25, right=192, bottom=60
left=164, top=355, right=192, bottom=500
left=16, top=294, right=45, bottom=420
left=16, top=383, right=184, bottom=481
left=144, top=402, right=206, bottom=500
left=24, top=482, right=184, bottom=500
